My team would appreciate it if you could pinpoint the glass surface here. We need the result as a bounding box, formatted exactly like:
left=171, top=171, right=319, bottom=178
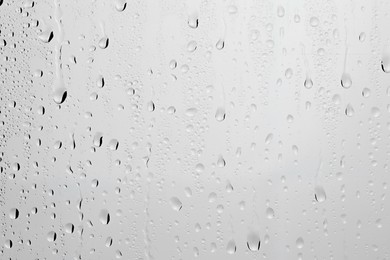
left=1, top=0, right=390, bottom=259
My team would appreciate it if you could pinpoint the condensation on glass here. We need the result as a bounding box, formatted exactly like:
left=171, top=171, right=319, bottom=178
left=0, top=0, right=390, bottom=259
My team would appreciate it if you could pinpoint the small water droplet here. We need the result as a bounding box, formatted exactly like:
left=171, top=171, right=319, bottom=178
left=98, top=36, right=109, bottom=49
left=304, top=77, right=313, bottom=89
left=99, top=209, right=110, bottom=225
left=216, top=39, right=225, bottom=50
left=226, top=240, right=237, bottom=254
left=215, top=107, right=226, bottom=122
left=345, top=104, right=354, bottom=117
left=170, top=197, right=183, bottom=211
left=314, top=185, right=326, bottom=202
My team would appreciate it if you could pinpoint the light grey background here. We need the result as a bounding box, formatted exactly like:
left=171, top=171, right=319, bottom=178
left=1, top=0, right=390, bottom=259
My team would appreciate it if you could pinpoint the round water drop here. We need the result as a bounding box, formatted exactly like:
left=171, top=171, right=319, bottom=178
left=217, top=155, right=226, bottom=167
left=38, top=29, right=54, bottom=43
left=98, top=36, right=109, bottom=49
left=226, top=239, right=237, bottom=254
left=246, top=232, right=261, bottom=251
left=345, top=104, right=354, bottom=117
left=215, top=107, right=226, bottom=122
left=9, top=208, right=19, bottom=219
left=188, top=15, right=198, bottom=29
left=65, top=223, right=74, bottom=233
left=266, top=207, right=274, bottom=219
left=296, top=237, right=304, bottom=249
left=362, top=88, right=370, bottom=97
left=4, top=239, right=12, bottom=249
left=304, top=77, right=313, bottom=89
left=187, top=40, right=197, bottom=52
left=340, top=73, right=352, bottom=88
left=170, top=197, right=182, bottom=211
left=99, top=209, right=110, bottom=225
left=216, top=39, right=225, bottom=50
left=314, top=185, right=327, bottom=202
left=371, top=107, right=380, bottom=118
left=108, top=139, right=119, bottom=151
left=47, top=231, right=57, bottom=242
left=53, top=88, right=67, bottom=104
left=114, top=0, right=126, bottom=12
left=169, top=59, right=177, bottom=69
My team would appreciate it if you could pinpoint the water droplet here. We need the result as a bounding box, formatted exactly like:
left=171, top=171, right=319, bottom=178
left=169, top=59, right=177, bottom=69
left=47, top=231, right=57, bottom=242
left=296, top=237, right=304, bottom=249
left=341, top=73, right=352, bottom=88
left=381, top=50, right=390, bottom=73
left=371, top=107, right=380, bottom=118
left=93, top=132, right=103, bottom=147
left=304, top=77, right=313, bottom=89
left=216, top=39, right=225, bottom=50
left=38, top=29, right=54, bottom=43
left=217, top=155, right=226, bottom=167
left=170, top=197, right=182, bottom=211
left=266, top=207, right=274, bottom=219
left=187, top=40, right=197, bottom=52
left=246, top=232, right=261, bottom=251
left=9, top=208, right=19, bottom=219
left=345, top=104, right=354, bottom=117
left=215, top=107, right=226, bottom=122
left=226, top=240, right=237, bottom=254
left=147, top=101, right=155, bottom=112
left=188, top=15, right=198, bottom=29
left=53, top=88, right=67, bottom=104
left=96, top=75, right=105, bottom=88
left=99, top=209, right=110, bottom=225
left=114, top=0, right=126, bottom=12
left=362, top=88, right=370, bottom=97
left=314, top=186, right=327, bottom=202
left=265, top=133, right=273, bottom=145
left=98, top=36, right=109, bottom=49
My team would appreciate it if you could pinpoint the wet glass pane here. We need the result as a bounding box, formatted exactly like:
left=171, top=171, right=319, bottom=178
left=1, top=0, right=390, bottom=259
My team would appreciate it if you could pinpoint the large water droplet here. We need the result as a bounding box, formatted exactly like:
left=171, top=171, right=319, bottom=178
left=38, top=29, right=54, bottom=43
left=9, top=208, right=19, bottom=219
left=341, top=73, right=352, bottom=89
left=53, top=88, right=67, bottom=104
left=246, top=232, right=261, bottom=251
